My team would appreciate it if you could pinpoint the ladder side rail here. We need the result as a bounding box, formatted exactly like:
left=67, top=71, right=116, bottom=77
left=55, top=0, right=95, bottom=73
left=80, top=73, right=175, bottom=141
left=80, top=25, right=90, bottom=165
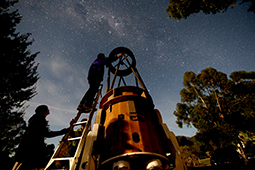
left=62, top=112, right=83, bottom=141
left=45, top=116, right=88, bottom=170
left=86, top=84, right=103, bottom=131
left=50, top=111, right=83, bottom=159
left=69, top=121, right=91, bottom=170
left=44, top=112, right=83, bottom=170
left=45, top=83, right=103, bottom=170
left=70, top=85, right=103, bottom=170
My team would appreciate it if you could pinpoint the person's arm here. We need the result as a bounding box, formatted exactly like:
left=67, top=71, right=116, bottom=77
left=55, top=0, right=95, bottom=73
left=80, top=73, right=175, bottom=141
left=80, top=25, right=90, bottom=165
left=45, top=128, right=69, bottom=138
left=104, top=57, right=111, bottom=67
left=45, top=116, right=74, bottom=138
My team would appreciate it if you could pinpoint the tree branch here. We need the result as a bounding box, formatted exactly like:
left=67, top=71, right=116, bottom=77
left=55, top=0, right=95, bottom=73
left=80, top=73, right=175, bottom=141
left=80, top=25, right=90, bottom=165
left=191, top=84, right=208, bottom=109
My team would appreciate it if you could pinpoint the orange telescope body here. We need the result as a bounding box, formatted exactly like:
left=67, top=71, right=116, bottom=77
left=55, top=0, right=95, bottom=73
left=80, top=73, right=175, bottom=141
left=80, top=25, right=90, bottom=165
left=98, top=86, right=173, bottom=167
left=80, top=47, right=186, bottom=170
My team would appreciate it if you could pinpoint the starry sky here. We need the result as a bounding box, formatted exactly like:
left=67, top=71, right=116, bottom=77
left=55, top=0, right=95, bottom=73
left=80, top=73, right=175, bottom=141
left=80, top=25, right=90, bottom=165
left=15, top=0, right=255, bottom=147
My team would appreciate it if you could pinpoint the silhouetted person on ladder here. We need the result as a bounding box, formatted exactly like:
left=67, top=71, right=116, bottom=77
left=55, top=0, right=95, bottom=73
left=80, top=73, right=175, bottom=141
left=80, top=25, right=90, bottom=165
left=77, top=53, right=108, bottom=112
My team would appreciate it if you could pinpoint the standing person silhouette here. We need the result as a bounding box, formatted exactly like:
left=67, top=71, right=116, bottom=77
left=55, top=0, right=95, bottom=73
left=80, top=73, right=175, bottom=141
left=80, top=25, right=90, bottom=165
left=12, top=105, right=69, bottom=170
left=77, top=53, right=108, bottom=112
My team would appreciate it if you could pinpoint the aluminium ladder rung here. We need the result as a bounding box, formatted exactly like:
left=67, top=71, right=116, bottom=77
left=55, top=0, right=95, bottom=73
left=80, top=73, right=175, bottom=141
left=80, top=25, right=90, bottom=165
left=72, top=120, right=88, bottom=126
left=51, top=157, right=74, bottom=161
left=45, top=85, right=103, bottom=170
left=67, top=136, right=82, bottom=141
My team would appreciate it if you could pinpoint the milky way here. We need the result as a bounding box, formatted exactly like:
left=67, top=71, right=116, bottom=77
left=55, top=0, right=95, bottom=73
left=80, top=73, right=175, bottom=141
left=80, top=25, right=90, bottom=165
left=15, top=0, right=255, bottom=146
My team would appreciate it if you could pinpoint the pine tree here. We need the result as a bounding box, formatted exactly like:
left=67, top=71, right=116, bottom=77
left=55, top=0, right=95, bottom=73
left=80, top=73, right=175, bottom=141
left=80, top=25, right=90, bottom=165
left=0, top=0, right=39, bottom=168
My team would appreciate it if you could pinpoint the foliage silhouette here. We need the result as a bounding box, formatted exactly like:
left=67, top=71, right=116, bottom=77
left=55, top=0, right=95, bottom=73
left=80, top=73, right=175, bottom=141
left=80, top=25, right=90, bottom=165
left=167, top=0, right=255, bottom=20
left=0, top=0, right=39, bottom=168
left=174, top=67, right=255, bottom=150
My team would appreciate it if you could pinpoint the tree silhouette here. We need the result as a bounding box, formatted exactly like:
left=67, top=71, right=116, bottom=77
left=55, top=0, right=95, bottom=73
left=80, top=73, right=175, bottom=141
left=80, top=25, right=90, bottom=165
left=0, top=0, right=39, bottom=168
left=166, top=0, right=255, bottom=20
left=174, top=67, right=255, bottom=150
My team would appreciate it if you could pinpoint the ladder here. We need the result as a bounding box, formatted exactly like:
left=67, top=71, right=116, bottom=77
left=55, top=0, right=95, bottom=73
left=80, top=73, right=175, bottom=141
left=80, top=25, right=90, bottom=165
left=44, top=85, right=103, bottom=170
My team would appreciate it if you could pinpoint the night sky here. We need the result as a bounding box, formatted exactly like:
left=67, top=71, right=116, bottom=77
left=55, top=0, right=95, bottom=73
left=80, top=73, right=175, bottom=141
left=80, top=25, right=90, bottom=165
left=15, top=0, right=255, bottom=147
